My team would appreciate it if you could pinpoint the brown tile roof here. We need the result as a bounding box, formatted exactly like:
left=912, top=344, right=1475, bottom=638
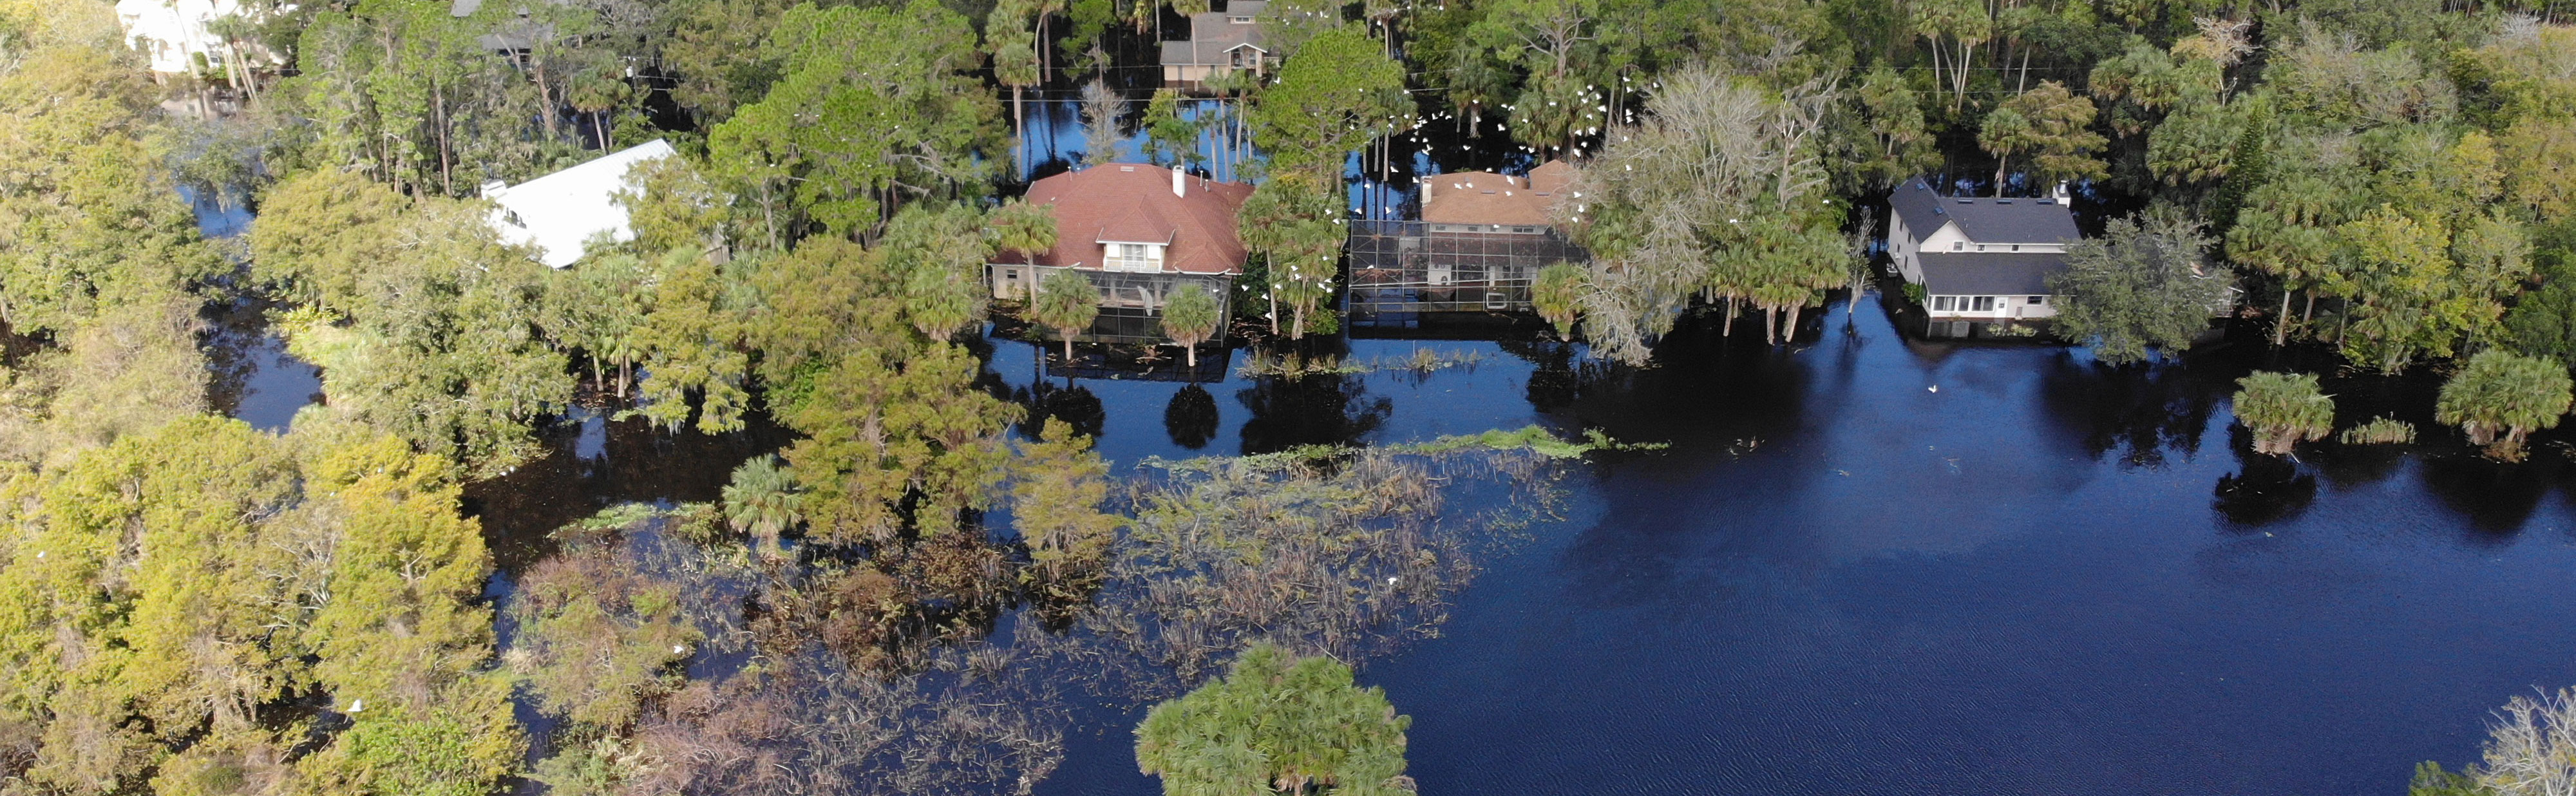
left=1009, top=164, right=1253, bottom=275
left=1422, top=160, right=1575, bottom=226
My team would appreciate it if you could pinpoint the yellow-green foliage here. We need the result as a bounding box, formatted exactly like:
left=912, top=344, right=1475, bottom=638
left=1400, top=424, right=1665, bottom=459
left=1135, top=643, right=1412, bottom=796
left=2436, top=350, right=2575, bottom=460
left=2339, top=415, right=2418, bottom=445
left=2233, top=371, right=2335, bottom=455
left=0, top=418, right=519, bottom=793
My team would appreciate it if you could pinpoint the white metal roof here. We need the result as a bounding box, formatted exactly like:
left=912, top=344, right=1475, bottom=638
left=484, top=139, right=675, bottom=269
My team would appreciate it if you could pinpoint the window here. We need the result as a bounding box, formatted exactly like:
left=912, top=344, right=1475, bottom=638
left=1951, top=241, right=1963, bottom=251
left=1977, top=244, right=1989, bottom=252
left=2011, top=244, right=2022, bottom=252
left=1932, top=296, right=1956, bottom=312
left=1107, top=243, right=1162, bottom=272
left=2027, top=295, right=2045, bottom=305
left=1971, top=296, right=1996, bottom=312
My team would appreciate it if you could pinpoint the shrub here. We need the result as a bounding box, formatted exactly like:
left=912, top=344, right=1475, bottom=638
left=2233, top=371, right=2334, bottom=455
left=2436, top=350, right=2575, bottom=461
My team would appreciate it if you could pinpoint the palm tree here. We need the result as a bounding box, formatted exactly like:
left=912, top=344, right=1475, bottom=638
left=2436, top=350, right=2575, bottom=461
left=1032, top=269, right=1101, bottom=365
left=1533, top=261, right=1587, bottom=340
left=985, top=199, right=1059, bottom=299
left=723, top=455, right=804, bottom=556
left=2233, top=371, right=2333, bottom=456
left=1159, top=284, right=1221, bottom=368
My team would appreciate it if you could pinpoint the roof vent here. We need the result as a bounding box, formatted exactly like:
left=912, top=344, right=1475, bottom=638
left=2036, top=199, right=2054, bottom=205
left=1119, top=166, right=1136, bottom=172
left=1954, top=198, right=1973, bottom=204
left=1996, top=199, right=2012, bottom=204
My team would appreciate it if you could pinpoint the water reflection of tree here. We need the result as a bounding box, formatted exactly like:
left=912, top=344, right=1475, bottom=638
left=1497, top=338, right=1618, bottom=412
left=2421, top=452, right=2559, bottom=535
left=1015, top=381, right=1104, bottom=441
left=2212, top=426, right=2316, bottom=526
left=1163, top=384, right=1219, bottom=449
left=2038, top=357, right=2222, bottom=468
left=1235, top=373, right=1392, bottom=455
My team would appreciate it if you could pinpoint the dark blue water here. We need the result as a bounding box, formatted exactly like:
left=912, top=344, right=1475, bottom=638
left=1029, top=296, right=2576, bottom=796
left=186, top=185, right=328, bottom=432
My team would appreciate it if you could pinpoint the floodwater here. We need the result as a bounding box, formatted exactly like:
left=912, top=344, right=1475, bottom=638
left=1022, top=300, right=2576, bottom=796
left=178, top=154, right=2576, bottom=795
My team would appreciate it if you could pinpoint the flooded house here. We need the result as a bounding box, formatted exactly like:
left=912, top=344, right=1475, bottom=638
left=1886, top=177, right=2081, bottom=339
left=113, top=0, right=286, bottom=79
left=1346, top=161, right=1589, bottom=328
left=988, top=164, right=1253, bottom=342
left=482, top=139, right=675, bottom=268
left=1159, top=0, right=1275, bottom=91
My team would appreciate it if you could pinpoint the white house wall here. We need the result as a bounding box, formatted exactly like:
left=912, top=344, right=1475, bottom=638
left=114, top=0, right=283, bottom=75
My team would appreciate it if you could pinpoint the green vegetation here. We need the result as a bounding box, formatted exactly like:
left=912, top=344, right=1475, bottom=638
left=2435, top=350, right=2574, bottom=461
left=2232, top=372, right=2334, bottom=455
left=1160, top=285, right=1223, bottom=368
left=1396, top=425, right=1667, bottom=459
left=1033, top=269, right=1103, bottom=361
left=2050, top=208, right=2233, bottom=365
left=2339, top=415, right=2419, bottom=445
left=1533, top=262, right=1588, bottom=341
left=19, top=0, right=2576, bottom=790
left=1134, top=644, right=1412, bottom=796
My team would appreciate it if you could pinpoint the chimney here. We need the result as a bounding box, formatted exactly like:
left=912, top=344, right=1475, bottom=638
left=2052, top=181, right=2070, bottom=201
left=1173, top=166, right=1186, bottom=198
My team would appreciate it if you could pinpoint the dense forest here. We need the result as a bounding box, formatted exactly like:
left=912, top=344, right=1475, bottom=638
left=8, top=0, right=2576, bottom=790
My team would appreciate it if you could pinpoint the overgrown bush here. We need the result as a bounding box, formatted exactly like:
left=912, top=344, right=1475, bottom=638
left=2233, top=371, right=2334, bottom=455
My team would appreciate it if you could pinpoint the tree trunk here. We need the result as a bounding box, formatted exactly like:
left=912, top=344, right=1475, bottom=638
left=2302, top=290, right=2316, bottom=324
left=1062, top=332, right=1075, bottom=364
left=1184, top=342, right=1197, bottom=368
left=1993, top=155, right=2009, bottom=198
left=2274, top=288, right=2291, bottom=347
left=535, top=59, right=559, bottom=140
left=1721, top=296, right=1736, bottom=336
left=1785, top=303, right=1803, bottom=343
left=1763, top=305, right=1777, bottom=343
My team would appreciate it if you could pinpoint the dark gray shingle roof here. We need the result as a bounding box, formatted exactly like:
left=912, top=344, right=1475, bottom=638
left=1887, top=178, right=2080, bottom=245
left=1918, top=251, right=2067, bottom=296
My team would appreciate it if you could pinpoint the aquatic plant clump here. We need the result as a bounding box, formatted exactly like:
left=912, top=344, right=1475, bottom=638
left=2233, top=371, right=2334, bottom=455
left=2338, top=416, right=2417, bottom=445
left=1094, top=447, right=1558, bottom=686
left=1135, top=644, right=1414, bottom=796
left=2435, top=350, right=2574, bottom=461
left=1397, top=424, right=1666, bottom=459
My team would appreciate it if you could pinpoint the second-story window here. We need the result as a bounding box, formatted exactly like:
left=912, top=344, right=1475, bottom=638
left=1108, top=243, right=1162, bottom=272
left=1951, top=241, right=1963, bottom=251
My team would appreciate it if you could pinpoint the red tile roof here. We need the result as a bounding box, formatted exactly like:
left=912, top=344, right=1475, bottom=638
left=1008, top=164, right=1253, bottom=275
left=1422, top=160, right=1577, bottom=226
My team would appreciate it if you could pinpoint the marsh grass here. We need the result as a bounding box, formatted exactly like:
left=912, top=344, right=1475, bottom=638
left=2338, top=415, right=2417, bottom=445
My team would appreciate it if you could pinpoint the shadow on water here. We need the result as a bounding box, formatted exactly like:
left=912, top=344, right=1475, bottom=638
left=202, top=299, right=325, bottom=433
left=2213, top=429, right=2318, bottom=527
left=463, top=406, right=792, bottom=574
left=1235, top=372, right=1394, bottom=455
left=1162, top=384, right=1219, bottom=450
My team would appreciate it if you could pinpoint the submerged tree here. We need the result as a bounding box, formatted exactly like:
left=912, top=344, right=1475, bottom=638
left=1032, top=269, right=1102, bottom=362
left=1010, top=429, right=1120, bottom=588
left=2049, top=209, right=2234, bottom=366
left=723, top=454, right=805, bottom=554
left=2232, top=371, right=2334, bottom=456
left=2435, top=350, right=2573, bottom=462
left=1533, top=262, right=1588, bottom=341
left=1160, top=285, right=1223, bottom=368
left=1133, top=643, right=1412, bottom=796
